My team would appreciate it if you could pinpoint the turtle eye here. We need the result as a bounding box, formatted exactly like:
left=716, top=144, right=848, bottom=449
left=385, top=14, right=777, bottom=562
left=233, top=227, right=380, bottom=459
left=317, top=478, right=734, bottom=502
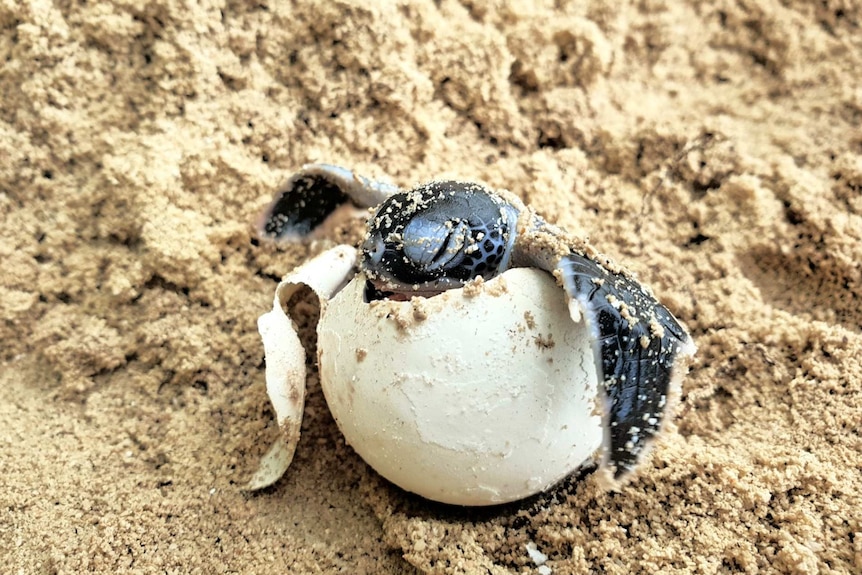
left=361, top=233, right=386, bottom=267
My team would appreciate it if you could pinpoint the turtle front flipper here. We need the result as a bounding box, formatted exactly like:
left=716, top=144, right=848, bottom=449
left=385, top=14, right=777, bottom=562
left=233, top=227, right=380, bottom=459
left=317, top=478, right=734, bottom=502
left=258, top=164, right=401, bottom=241
left=512, top=213, right=695, bottom=481
left=555, top=253, right=696, bottom=481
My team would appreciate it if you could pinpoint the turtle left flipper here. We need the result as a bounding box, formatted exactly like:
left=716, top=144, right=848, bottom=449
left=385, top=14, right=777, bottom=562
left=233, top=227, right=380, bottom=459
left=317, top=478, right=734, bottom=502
left=512, top=211, right=695, bottom=481
left=555, top=253, right=696, bottom=480
left=258, top=164, right=401, bottom=241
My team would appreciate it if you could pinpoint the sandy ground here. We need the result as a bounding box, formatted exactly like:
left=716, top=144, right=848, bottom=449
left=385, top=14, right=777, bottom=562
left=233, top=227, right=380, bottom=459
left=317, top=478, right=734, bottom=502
left=2, top=1, right=861, bottom=573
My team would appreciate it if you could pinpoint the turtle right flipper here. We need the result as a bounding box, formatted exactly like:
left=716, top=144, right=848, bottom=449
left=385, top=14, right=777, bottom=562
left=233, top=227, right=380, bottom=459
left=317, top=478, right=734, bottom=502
left=258, top=164, right=401, bottom=241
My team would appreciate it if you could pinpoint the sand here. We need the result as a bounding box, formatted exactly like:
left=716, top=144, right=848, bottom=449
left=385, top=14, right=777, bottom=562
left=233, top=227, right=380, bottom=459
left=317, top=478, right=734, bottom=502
left=1, top=1, right=860, bottom=573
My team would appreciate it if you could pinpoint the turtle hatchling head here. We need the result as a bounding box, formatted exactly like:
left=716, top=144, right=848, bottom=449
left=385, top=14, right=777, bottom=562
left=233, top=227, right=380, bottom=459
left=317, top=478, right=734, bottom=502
left=361, top=181, right=520, bottom=297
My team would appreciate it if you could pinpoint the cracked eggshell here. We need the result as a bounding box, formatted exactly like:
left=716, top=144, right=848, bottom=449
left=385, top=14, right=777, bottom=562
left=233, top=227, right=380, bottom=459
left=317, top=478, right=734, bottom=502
left=317, top=267, right=603, bottom=506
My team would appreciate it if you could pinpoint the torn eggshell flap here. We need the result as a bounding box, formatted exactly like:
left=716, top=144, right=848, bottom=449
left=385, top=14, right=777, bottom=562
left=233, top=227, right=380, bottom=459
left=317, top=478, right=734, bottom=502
left=247, top=245, right=358, bottom=490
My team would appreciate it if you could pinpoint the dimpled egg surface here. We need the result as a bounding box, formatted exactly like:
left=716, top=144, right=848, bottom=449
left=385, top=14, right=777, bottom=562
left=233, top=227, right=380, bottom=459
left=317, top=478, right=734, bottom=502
left=317, top=267, right=603, bottom=506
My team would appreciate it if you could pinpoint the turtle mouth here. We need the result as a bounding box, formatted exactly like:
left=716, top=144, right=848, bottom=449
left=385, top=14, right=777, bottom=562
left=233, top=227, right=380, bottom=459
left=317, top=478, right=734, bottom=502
left=362, top=274, right=466, bottom=302
left=363, top=280, right=408, bottom=302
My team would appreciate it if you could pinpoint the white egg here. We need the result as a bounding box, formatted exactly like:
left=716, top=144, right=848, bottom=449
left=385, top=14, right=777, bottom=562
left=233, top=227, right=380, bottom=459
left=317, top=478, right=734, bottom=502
left=316, top=267, right=603, bottom=506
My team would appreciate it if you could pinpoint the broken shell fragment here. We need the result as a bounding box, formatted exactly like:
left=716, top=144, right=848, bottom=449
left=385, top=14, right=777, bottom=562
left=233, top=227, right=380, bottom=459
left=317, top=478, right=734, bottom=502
left=248, top=245, right=357, bottom=491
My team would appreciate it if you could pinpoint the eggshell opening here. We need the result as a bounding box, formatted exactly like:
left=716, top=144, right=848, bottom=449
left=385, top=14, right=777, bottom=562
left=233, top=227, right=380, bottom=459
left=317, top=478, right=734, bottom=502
left=317, top=268, right=603, bottom=506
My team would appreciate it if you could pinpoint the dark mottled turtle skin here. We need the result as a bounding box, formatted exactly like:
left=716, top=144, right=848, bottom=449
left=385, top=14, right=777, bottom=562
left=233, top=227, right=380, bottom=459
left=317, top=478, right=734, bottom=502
left=259, top=164, right=695, bottom=480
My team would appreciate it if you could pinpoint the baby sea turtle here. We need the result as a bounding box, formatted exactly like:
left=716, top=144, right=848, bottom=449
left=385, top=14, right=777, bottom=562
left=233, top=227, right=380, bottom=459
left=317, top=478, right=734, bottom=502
left=251, top=164, right=696, bottom=503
